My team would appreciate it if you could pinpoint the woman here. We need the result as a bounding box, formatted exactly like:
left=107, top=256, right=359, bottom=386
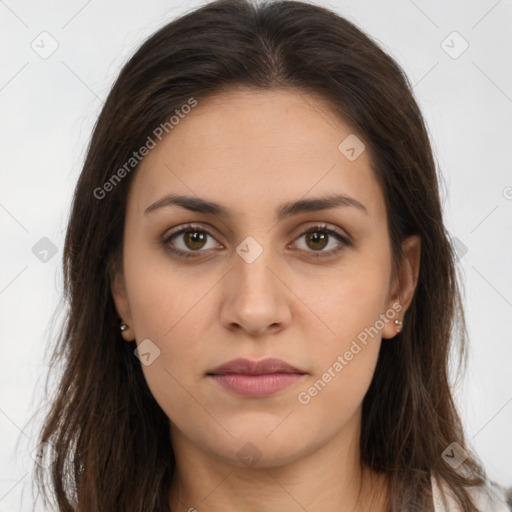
left=34, top=0, right=510, bottom=510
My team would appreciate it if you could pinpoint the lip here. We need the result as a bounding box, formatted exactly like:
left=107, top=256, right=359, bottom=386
left=207, top=358, right=307, bottom=398
left=208, top=357, right=305, bottom=375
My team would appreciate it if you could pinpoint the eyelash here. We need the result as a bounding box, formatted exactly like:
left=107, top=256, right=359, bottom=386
left=162, top=223, right=351, bottom=260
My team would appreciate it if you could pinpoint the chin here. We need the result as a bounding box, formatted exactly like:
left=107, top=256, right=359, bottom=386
left=199, top=424, right=316, bottom=469
left=218, top=440, right=308, bottom=470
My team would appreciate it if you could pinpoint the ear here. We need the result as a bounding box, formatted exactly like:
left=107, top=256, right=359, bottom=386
left=381, top=234, right=421, bottom=340
left=109, top=255, right=135, bottom=342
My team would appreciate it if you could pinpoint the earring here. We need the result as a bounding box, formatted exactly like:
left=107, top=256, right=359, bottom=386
left=394, top=295, right=403, bottom=334
left=119, top=322, right=135, bottom=342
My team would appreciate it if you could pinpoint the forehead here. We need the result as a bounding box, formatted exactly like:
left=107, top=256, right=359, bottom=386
left=128, top=86, right=386, bottom=221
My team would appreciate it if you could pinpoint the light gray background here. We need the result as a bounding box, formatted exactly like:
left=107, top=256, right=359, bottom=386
left=1, top=0, right=511, bottom=510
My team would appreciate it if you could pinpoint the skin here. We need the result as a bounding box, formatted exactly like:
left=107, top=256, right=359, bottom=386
left=111, top=86, right=421, bottom=512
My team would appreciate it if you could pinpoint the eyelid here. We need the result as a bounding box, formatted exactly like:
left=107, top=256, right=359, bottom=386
left=290, top=222, right=351, bottom=243
left=287, top=223, right=351, bottom=257
left=162, top=223, right=223, bottom=258
left=162, top=222, right=351, bottom=258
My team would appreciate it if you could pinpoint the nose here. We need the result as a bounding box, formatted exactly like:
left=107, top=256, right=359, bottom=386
left=219, top=248, right=292, bottom=337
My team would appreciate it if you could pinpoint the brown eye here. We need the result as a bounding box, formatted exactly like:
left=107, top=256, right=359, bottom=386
left=163, top=223, right=351, bottom=260
left=182, top=230, right=208, bottom=250
left=163, top=224, right=220, bottom=258
left=305, top=231, right=328, bottom=251
left=293, top=225, right=351, bottom=257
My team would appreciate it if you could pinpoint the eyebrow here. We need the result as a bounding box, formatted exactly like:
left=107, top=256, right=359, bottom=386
left=144, top=192, right=368, bottom=221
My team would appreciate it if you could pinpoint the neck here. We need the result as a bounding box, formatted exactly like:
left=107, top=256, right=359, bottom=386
left=168, top=418, right=388, bottom=512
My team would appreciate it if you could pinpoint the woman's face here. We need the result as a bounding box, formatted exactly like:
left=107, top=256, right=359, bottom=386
left=112, top=86, right=418, bottom=468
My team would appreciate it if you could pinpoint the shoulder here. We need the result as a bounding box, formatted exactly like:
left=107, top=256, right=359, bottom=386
left=431, top=473, right=510, bottom=512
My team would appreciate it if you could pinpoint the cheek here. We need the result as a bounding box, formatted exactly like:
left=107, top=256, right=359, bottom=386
left=300, top=285, right=385, bottom=410
left=128, top=281, right=210, bottom=402
left=295, top=249, right=391, bottom=405
left=293, top=276, right=388, bottom=434
left=301, top=250, right=392, bottom=352
left=123, top=239, right=216, bottom=340
left=293, top=343, right=379, bottom=452
left=129, top=291, right=209, bottom=432
left=121, top=248, right=211, bottom=408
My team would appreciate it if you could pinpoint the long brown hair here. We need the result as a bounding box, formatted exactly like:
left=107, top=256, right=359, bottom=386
left=34, top=0, right=488, bottom=510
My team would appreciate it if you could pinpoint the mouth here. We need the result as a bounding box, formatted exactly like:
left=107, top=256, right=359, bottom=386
left=206, top=358, right=307, bottom=398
